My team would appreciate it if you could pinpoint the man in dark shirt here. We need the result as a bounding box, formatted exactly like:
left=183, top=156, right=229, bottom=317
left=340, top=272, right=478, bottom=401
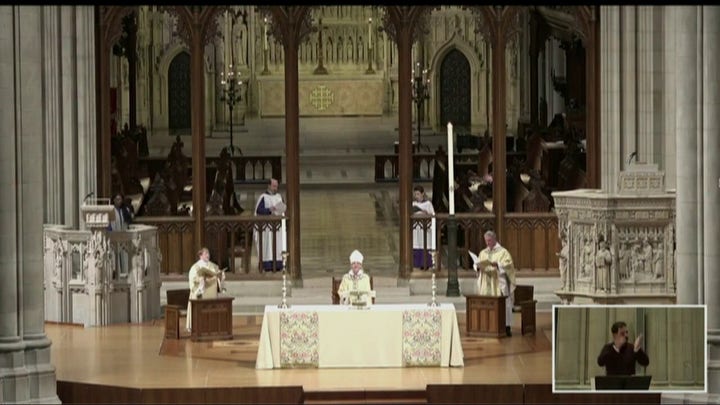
left=597, top=321, right=650, bottom=375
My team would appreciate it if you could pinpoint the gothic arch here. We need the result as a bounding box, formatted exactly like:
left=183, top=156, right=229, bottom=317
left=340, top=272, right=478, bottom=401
left=156, top=43, right=191, bottom=133
left=428, top=35, right=485, bottom=132
left=167, top=51, right=192, bottom=135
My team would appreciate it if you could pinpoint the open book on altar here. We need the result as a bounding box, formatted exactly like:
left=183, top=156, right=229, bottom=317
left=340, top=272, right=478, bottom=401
left=339, top=290, right=376, bottom=308
left=468, top=251, right=494, bottom=272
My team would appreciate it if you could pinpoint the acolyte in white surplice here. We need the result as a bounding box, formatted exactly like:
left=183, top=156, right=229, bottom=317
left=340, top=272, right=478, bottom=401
left=412, top=199, right=436, bottom=250
left=254, top=190, right=286, bottom=271
left=412, top=198, right=436, bottom=269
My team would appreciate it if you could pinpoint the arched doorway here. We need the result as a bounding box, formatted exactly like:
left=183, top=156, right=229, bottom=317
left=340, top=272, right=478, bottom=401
left=440, top=49, right=471, bottom=131
left=168, top=51, right=191, bottom=135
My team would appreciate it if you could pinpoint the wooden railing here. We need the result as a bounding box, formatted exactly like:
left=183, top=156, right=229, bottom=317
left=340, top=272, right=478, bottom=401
left=412, top=212, right=559, bottom=276
left=134, top=215, right=288, bottom=278
left=138, top=212, right=558, bottom=279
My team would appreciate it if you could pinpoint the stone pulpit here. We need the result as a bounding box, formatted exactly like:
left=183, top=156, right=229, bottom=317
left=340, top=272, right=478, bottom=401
left=552, top=164, right=676, bottom=304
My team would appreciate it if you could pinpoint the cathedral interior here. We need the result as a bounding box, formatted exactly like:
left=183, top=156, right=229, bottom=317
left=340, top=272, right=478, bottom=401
left=1, top=5, right=718, bottom=404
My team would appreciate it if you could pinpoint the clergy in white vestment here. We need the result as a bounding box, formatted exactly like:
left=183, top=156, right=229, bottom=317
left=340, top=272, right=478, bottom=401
left=473, top=230, right=517, bottom=337
left=412, top=185, right=436, bottom=269
left=337, top=250, right=372, bottom=305
left=186, top=247, right=225, bottom=332
left=254, top=178, right=286, bottom=272
left=109, top=194, right=133, bottom=277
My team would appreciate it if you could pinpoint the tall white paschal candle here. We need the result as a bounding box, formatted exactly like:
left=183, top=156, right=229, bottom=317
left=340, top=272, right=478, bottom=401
left=281, top=215, right=287, bottom=252
left=447, top=122, right=455, bottom=215
left=263, top=18, right=268, bottom=51
left=368, top=18, right=372, bottom=50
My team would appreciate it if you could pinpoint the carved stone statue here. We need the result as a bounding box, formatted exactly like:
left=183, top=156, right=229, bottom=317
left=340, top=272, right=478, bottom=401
left=595, top=240, right=612, bottom=292
left=132, top=233, right=145, bottom=287
left=618, top=243, right=630, bottom=280
left=582, top=235, right=594, bottom=277
left=641, top=237, right=653, bottom=274
left=653, top=243, right=664, bottom=279
left=630, top=242, right=642, bottom=277
left=557, top=236, right=569, bottom=290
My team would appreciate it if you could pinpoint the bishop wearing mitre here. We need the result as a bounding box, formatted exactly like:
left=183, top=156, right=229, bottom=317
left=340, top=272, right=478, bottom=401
left=474, top=230, right=517, bottom=336
left=338, top=250, right=372, bottom=304
left=186, top=247, right=225, bottom=332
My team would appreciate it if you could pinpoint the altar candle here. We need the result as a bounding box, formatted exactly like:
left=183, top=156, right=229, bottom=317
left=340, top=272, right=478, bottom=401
left=431, top=216, right=437, bottom=250
left=447, top=122, right=455, bottom=215
left=281, top=216, right=287, bottom=252
left=263, top=18, right=268, bottom=51
left=368, top=18, right=372, bottom=50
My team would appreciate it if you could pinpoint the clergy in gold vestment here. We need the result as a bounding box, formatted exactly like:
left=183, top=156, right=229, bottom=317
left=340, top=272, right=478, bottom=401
left=186, top=247, right=225, bottom=332
left=474, top=230, right=516, bottom=336
left=337, top=250, right=372, bottom=305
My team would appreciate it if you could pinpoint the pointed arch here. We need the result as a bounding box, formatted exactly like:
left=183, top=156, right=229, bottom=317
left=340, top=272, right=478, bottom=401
left=428, top=35, right=486, bottom=133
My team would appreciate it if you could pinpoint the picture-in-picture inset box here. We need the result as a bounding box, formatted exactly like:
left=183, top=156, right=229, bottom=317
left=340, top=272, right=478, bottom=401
left=552, top=304, right=707, bottom=394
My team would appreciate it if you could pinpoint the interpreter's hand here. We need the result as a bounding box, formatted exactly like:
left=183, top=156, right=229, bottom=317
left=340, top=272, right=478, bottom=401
left=634, top=334, right=643, bottom=352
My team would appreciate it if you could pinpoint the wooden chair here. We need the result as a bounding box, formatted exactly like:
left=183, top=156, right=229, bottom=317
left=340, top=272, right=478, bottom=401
left=512, top=285, right=537, bottom=335
left=331, top=276, right=374, bottom=305
left=165, top=288, right=190, bottom=339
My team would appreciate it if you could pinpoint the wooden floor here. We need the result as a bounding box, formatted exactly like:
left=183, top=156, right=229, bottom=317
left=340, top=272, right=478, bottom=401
left=49, top=312, right=552, bottom=391
left=49, top=311, right=664, bottom=404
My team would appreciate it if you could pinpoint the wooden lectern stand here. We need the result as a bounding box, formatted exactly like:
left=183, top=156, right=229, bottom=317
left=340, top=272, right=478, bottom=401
left=190, top=296, right=235, bottom=342
left=465, top=294, right=506, bottom=338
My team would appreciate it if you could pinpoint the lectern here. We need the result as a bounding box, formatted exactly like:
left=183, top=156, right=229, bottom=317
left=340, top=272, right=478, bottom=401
left=190, top=296, right=235, bottom=342
left=594, top=375, right=652, bottom=390
left=464, top=294, right=506, bottom=338
left=81, top=198, right=115, bottom=230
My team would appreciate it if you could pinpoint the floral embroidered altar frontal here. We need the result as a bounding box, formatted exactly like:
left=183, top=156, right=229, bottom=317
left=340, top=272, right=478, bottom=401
left=255, top=304, right=464, bottom=369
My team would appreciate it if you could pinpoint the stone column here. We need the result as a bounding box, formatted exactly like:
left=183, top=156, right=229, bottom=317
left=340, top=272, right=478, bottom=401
left=621, top=6, right=637, bottom=170
left=0, top=6, right=60, bottom=403
left=76, top=6, right=97, bottom=219
left=20, top=7, right=59, bottom=402
left=703, top=5, right=720, bottom=394
left=637, top=6, right=654, bottom=165
left=43, top=6, right=64, bottom=224
left=674, top=6, right=700, bottom=305
left=0, top=6, right=27, bottom=402
left=61, top=6, right=79, bottom=226
left=663, top=7, right=677, bottom=192
left=44, top=6, right=96, bottom=229
left=600, top=6, right=621, bottom=194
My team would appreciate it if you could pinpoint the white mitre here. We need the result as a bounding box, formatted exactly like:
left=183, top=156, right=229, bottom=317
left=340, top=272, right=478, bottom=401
left=349, top=250, right=364, bottom=264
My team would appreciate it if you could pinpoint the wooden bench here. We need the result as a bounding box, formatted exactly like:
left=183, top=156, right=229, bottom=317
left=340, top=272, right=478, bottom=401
left=513, top=285, right=537, bottom=335
left=165, top=288, right=190, bottom=339
left=331, top=276, right=374, bottom=305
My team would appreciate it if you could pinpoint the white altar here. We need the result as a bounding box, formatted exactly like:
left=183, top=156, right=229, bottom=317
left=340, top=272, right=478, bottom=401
left=255, top=303, right=464, bottom=369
